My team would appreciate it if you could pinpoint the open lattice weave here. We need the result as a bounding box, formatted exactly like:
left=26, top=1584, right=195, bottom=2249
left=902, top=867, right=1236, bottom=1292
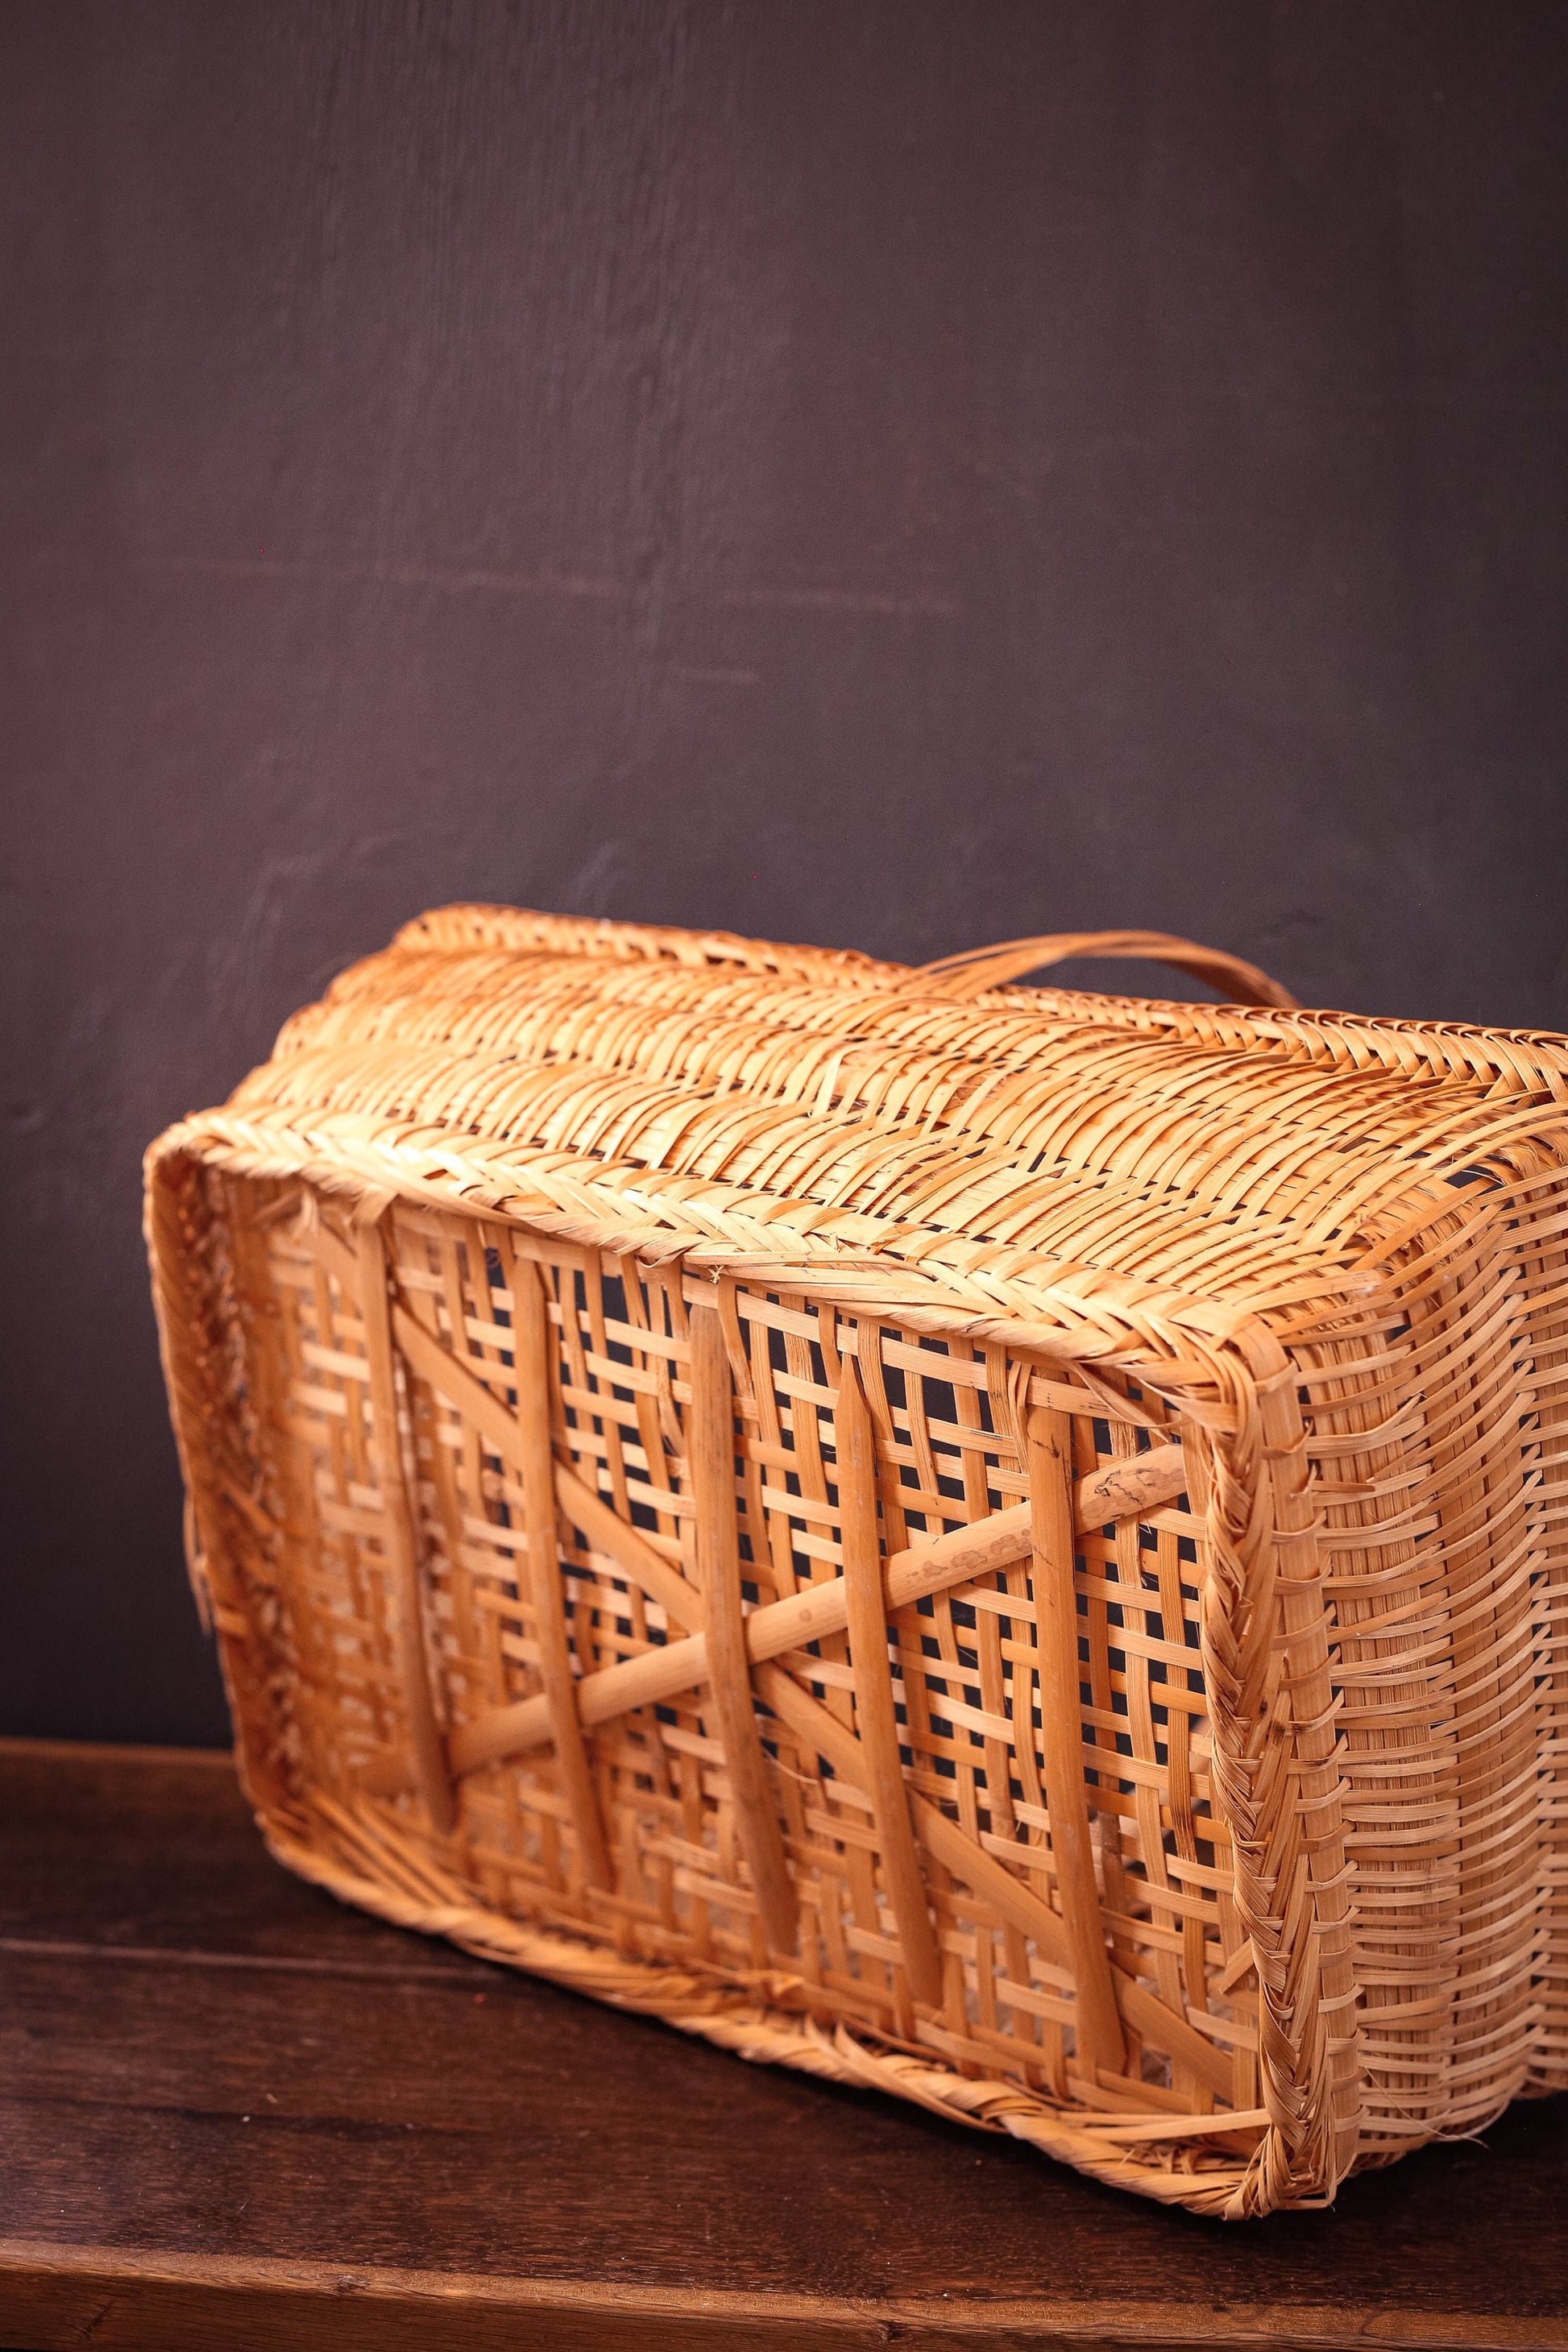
left=145, top=906, right=1568, bottom=2215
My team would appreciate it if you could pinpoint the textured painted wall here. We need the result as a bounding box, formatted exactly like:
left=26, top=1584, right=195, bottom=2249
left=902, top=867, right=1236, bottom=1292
left=6, top=1, right=1566, bottom=1740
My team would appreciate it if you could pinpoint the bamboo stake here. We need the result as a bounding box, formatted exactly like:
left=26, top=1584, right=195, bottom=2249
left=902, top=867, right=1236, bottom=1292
left=836, top=1356, right=944, bottom=2007
left=354, top=1221, right=455, bottom=1837
left=506, top=1247, right=614, bottom=1892
left=1027, top=1405, right=1126, bottom=2084
left=688, top=1300, right=799, bottom=1956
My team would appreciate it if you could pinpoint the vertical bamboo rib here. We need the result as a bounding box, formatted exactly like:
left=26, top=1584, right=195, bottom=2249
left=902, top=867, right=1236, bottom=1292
left=354, top=1222, right=456, bottom=1837
left=689, top=1299, right=799, bottom=1955
left=1027, top=1404, right=1126, bottom=2084
left=509, top=1249, right=614, bottom=1894
left=837, top=1357, right=944, bottom=2007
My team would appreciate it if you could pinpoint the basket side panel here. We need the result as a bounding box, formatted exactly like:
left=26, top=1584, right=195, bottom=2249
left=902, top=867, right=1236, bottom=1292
left=1296, top=1160, right=1568, bottom=2159
left=144, top=1151, right=297, bottom=1815
left=155, top=1163, right=479, bottom=1828
left=251, top=1184, right=1280, bottom=2171
left=375, top=1201, right=1279, bottom=2174
left=149, top=1154, right=1362, bottom=2213
left=1498, top=1155, right=1568, bottom=2093
left=1292, top=1295, right=1478, bottom=2168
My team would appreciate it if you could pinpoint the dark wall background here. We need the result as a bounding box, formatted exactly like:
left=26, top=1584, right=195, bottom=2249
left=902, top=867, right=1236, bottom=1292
left=6, top=1, right=1566, bottom=1744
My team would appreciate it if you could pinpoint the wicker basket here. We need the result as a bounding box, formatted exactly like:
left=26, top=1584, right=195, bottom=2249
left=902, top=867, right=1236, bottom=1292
left=145, top=907, right=1568, bottom=2217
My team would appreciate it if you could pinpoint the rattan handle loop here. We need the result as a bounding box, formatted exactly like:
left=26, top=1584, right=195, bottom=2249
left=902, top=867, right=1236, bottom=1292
left=915, top=930, right=1297, bottom=1010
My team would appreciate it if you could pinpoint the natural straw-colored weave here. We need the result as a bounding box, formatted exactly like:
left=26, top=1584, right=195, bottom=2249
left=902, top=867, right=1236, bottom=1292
left=145, top=908, right=1568, bottom=2216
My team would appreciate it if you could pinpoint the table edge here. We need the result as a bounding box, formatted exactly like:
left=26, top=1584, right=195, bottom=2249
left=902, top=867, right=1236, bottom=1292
left=0, top=1732, right=235, bottom=1770
left=3, top=2240, right=1566, bottom=2352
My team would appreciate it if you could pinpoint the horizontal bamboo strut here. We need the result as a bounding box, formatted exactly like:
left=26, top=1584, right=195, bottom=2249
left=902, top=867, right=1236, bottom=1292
left=447, top=1496, right=1036, bottom=1774
left=147, top=902, right=1568, bottom=2215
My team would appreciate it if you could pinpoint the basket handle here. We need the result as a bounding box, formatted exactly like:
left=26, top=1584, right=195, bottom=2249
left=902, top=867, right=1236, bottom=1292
left=913, top=929, right=1298, bottom=1010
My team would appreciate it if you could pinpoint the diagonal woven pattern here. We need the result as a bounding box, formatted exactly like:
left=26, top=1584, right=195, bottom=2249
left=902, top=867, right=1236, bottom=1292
left=145, top=908, right=1568, bottom=2215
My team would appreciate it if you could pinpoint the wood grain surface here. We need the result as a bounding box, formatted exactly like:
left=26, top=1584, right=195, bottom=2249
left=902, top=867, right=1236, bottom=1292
left=2, top=1739, right=1566, bottom=2348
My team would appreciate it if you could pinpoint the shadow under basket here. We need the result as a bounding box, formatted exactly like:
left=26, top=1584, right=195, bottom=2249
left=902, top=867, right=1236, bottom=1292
left=145, top=906, right=1568, bottom=2217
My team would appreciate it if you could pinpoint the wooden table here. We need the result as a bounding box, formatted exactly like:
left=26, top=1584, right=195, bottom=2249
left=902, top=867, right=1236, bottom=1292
left=2, top=1739, right=1565, bottom=2350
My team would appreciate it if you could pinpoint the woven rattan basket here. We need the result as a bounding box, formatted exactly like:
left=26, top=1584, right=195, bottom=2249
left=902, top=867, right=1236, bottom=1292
left=145, top=907, right=1568, bottom=2216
